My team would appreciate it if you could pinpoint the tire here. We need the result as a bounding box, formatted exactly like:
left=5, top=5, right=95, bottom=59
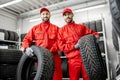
left=17, top=46, right=54, bottom=80
left=112, top=27, right=119, bottom=51
left=112, top=18, right=120, bottom=51
left=90, top=21, right=96, bottom=31
left=98, top=41, right=105, bottom=53
left=79, top=34, right=107, bottom=80
left=21, top=33, right=27, bottom=41
left=0, top=64, right=17, bottom=79
left=4, top=30, right=9, bottom=40
left=61, top=58, right=69, bottom=78
left=8, top=31, right=14, bottom=41
left=109, top=0, right=120, bottom=24
left=96, top=20, right=102, bottom=32
left=83, top=22, right=90, bottom=29
left=14, top=32, right=19, bottom=41
left=0, top=49, right=22, bottom=64
left=112, top=18, right=120, bottom=37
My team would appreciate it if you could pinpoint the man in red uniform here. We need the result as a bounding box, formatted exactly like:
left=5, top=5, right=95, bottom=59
left=22, top=7, right=62, bottom=80
left=58, top=8, right=99, bottom=80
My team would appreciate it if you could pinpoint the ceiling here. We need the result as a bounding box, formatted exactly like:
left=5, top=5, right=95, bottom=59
left=0, top=0, right=107, bottom=17
left=0, top=0, right=67, bottom=15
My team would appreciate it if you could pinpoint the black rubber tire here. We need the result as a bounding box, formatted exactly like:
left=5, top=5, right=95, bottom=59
left=109, top=0, right=120, bottom=24
left=13, top=32, right=19, bottom=41
left=98, top=41, right=105, bottom=53
left=8, top=31, right=14, bottom=41
left=61, top=58, right=69, bottom=78
left=21, top=33, right=27, bottom=41
left=0, top=49, right=22, bottom=64
left=112, top=18, right=120, bottom=51
left=17, top=46, right=54, bottom=80
left=83, top=22, right=90, bottom=29
left=112, top=27, right=119, bottom=51
left=112, top=18, right=120, bottom=37
left=79, top=34, right=107, bottom=80
left=96, top=20, right=102, bottom=32
left=89, top=21, right=96, bottom=31
left=0, top=64, right=17, bottom=79
left=4, top=30, right=9, bottom=40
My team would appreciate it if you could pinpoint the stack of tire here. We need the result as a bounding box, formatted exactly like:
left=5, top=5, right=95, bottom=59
left=0, top=29, right=19, bottom=41
left=109, top=0, right=120, bottom=79
left=0, top=29, right=19, bottom=49
left=82, top=20, right=105, bottom=53
left=0, top=29, right=21, bottom=79
left=0, top=49, right=22, bottom=80
left=109, top=0, right=120, bottom=51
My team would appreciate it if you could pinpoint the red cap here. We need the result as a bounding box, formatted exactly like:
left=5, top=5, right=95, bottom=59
left=62, top=8, right=73, bottom=15
left=40, top=7, right=50, bottom=14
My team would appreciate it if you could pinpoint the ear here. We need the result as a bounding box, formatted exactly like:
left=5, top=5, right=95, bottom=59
left=72, top=13, right=74, bottom=17
left=50, top=14, right=51, bottom=17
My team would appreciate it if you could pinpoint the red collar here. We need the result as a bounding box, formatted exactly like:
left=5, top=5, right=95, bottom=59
left=66, top=21, right=75, bottom=25
left=41, top=21, right=50, bottom=24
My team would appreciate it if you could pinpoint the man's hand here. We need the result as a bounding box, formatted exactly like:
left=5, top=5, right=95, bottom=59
left=25, top=47, right=33, bottom=57
left=21, top=47, right=34, bottom=57
left=74, top=39, right=81, bottom=49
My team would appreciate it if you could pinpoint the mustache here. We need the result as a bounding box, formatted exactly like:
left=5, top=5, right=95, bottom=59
left=43, top=17, right=49, bottom=18
left=66, top=17, right=71, bottom=19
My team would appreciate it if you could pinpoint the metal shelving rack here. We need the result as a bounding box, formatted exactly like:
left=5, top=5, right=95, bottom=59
left=101, top=17, right=110, bottom=80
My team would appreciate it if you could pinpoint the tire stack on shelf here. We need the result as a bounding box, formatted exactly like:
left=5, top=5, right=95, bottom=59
left=0, top=49, right=22, bottom=80
left=0, top=29, right=19, bottom=41
left=109, top=0, right=120, bottom=51
left=109, top=0, right=120, bottom=79
left=0, top=29, right=22, bottom=80
left=0, top=29, right=19, bottom=49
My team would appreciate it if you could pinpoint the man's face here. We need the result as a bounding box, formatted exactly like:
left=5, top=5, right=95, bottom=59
left=63, top=12, right=73, bottom=23
left=40, top=11, right=50, bottom=22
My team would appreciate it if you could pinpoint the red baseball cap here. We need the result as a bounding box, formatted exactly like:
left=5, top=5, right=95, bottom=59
left=62, top=8, right=73, bottom=15
left=40, top=7, right=50, bottom=14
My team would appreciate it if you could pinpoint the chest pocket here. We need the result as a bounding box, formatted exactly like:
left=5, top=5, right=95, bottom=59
left=64, top=35, right=74, bottom=43
left=49, top=32, right=56, bottom=39
left=35, top=31, right=44, bottom=40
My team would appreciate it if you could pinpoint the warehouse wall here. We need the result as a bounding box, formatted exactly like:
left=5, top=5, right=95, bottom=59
left=0, top=10, right=17, bottom=31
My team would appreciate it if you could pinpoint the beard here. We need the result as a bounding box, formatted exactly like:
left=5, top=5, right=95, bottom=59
left=42, top=17, right=49, bottom=22
left=65, top=17, right=73, bottom=23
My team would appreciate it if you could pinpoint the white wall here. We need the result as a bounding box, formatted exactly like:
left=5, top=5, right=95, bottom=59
left=0, top=10, right=17, bottom=31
